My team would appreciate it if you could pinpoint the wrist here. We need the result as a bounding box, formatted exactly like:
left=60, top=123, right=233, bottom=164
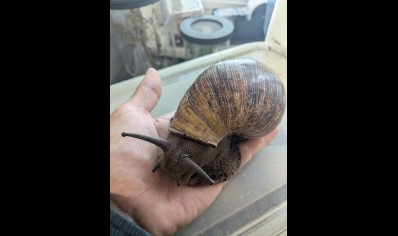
left=110, top=196, right=134, bottom=220
left=110, top=204, right=152, bottom=236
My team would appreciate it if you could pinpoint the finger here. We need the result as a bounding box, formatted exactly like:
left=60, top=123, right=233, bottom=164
left=239, top=128, right=280, bottom=167
left=154, top=111, right=176, bottom=139
left=130, top=68, right=162, bottom=112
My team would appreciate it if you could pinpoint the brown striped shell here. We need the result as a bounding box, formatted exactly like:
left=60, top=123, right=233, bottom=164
left=169, top=58, right=286, bottom=147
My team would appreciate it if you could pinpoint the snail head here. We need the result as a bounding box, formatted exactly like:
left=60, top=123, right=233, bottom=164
left=121, top=132, right=215, bottom=186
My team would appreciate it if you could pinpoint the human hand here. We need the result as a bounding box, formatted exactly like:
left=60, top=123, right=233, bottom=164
left=110, top=68, right=279, bottom=235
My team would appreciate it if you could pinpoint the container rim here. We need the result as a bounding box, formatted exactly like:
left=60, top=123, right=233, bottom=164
left=180, top=15, right=234, bottom=45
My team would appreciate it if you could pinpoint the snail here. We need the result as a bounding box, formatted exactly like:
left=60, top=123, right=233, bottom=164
left=122, top=59, right=286, bottom=186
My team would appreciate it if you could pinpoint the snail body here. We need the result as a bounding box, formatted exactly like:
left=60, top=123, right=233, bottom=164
left=122, top=59, right=286, bottom=186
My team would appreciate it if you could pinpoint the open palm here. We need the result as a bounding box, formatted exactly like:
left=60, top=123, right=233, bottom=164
left=110, top=68, right=279, bottom=235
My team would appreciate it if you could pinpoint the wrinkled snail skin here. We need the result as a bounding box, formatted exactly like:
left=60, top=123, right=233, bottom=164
left=122, top=59, right=286, bottom=186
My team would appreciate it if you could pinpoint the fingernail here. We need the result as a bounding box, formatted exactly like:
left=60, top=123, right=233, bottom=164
left=146, top=67, right=156, bottom=76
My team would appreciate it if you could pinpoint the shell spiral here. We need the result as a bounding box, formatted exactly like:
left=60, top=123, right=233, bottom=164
left=169, top=58, right=286, bottom=147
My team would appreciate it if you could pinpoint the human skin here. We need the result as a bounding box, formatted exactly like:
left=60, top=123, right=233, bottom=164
left=110, top=68, right=279, bottom=236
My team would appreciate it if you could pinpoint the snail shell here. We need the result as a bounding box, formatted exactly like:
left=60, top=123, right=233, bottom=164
left=170, top=58, right=286, bottom=146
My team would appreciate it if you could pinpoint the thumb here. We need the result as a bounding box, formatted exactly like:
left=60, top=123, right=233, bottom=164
left=130, top=68, right=162, bottom=112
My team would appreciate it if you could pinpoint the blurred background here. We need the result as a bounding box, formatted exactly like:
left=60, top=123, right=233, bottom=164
left=110, top=0, right=276, bottom=84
